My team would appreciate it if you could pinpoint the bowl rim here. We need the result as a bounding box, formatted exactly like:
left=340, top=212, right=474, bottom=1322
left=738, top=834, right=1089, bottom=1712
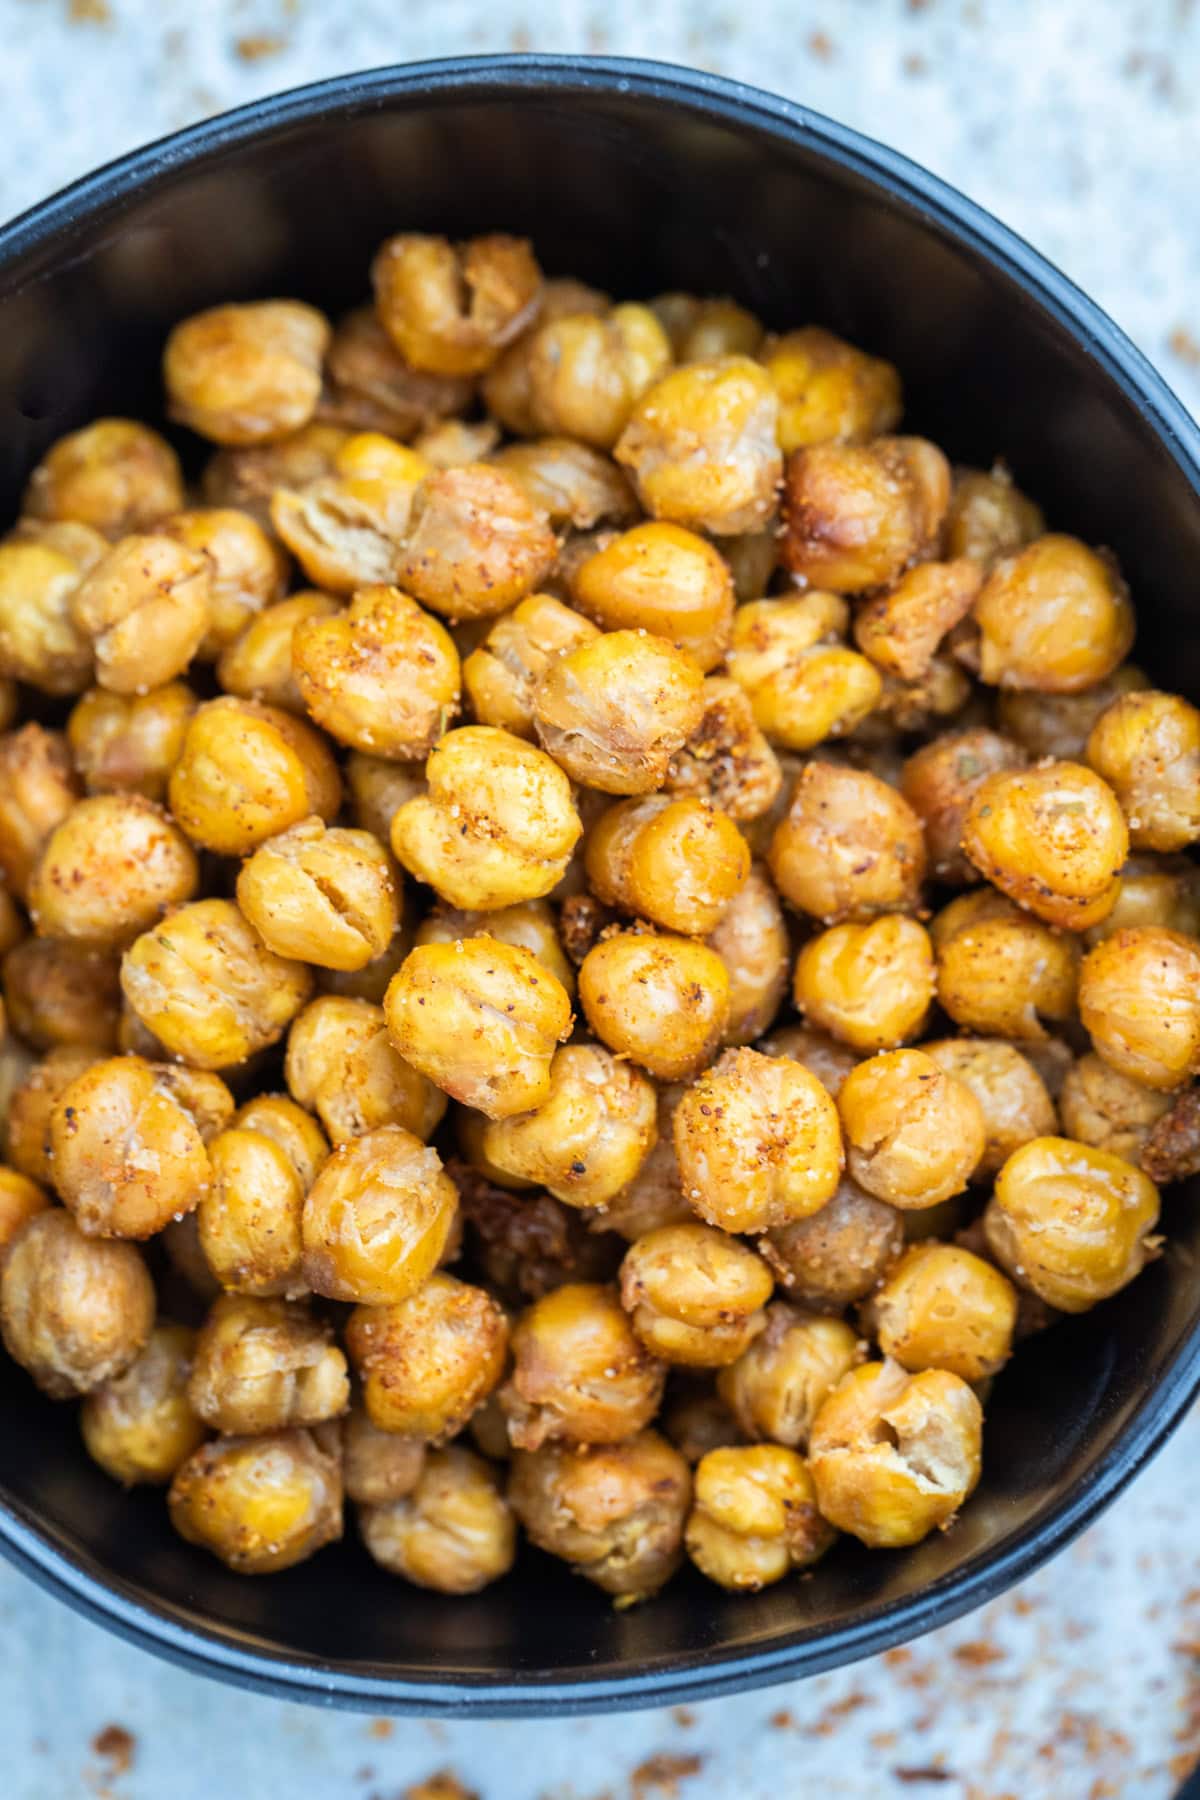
left=2, top=50, right=1200, bottom=1717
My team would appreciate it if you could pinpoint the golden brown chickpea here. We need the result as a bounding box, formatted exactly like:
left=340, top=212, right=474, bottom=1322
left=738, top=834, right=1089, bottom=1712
left=301, top=1123, right=458, bottom=1305
left=922, top=1038, right=1057, bottom=1176
left=585, top=796, right=750, bottom=938
left=716, top=1303, right=860, bottom=1448
left=268, top=432, right=428, bottom=594
left=345, top=751, right=426, bottom=842
left=6, top=515, right=109, bottom=578
left=766, top=320, right=903, bottom=453
left=201, top=421, right=349, bottom=527
left=0, top=541, right=92, bottom=695
left=147, top=1067, right=234, bottom=1147
left=291, top=584, right=460, bottom=758
left=569, top=522, right=734, bottom=673
left=767, top=761, right=927, bottom=924
left=794, top=915, right=935, bottom=1052
left=80, top=1321, right=205, bottom=1487
left=618, top=1223, right=774, bottom=1367
left=372, top=232, right=541, bottom=377
left=1058, top=1052, right=1170, bottom=1163
left=510, top=1430, right=690, bottom=1602
left=416, top=897, right=572, bottom=995
left=962, top=760, right=1128, bottom=931
left=1085, top=689, right=1200, bottom=853
left=346, top=1273, right=507, bottom=1441
left=490, top=438, right=638, bottom=532
left=942, top=463, right=1044, bottom=566
left=780, top=436, right=950, bottom=592
left=661, top=1382, right=744, bottom=1464
left=162, top=507, right=289, bottom=656
left=933, top=888, right=1080, bottom=1039
left=237, top=817, right=399, bottom=973
left=526, top=306, right=673, bottom=449
left=23, top=419, right=183, bottom=538
left=121, top=898, right=313, bottom=1069
left=875, top=653, right=976, bottom=734
left=533, top=628, right=706, bottom=796
left=321, top=305, right=475, bottom=437
left=854, top=558, right=982, bottom=681
left=674, top=1047, right=843, bottom=1233
left=198, top=1105, right=323, bottom=1299
left=663, top=676, right=782, bottom=826
left=188, top=1294, right=348, bottom=1435
left=755, top=1023, right=861, bottom=1098
left=685, top=1442, right=834, bottom=1591
left=1079, top=926, right=1200, bottom=1090
left=168, top=696, right=341, bottom=856
left=727, top=593, right=883, bottom=752
left=864, top=1243, right=1018, bottom=1382
left=168, top=1427, right=342, bottom=1573
left=996, top=664, right=1148, bottom=762
left=653, top=294, right=764, bottom=362
left=7, top=1048, right=96, bottom=1183
left=973, top=535, right=1134, bottom=692
left=901, top=728, right=1028, bottom=884
left=360, top=1444, right=515, bottom=1592
left=984, top=1136, right=1160, bottom=1311
left=0, top=724, right=80, bottom=899
left=0, top=1166, right=49, bottom=1260
left=229, top=1092, right=326, bottom=1182
left=582, top=1082, right=694, bottom=1241
left=761, top=1176, right=903, bottom=1311
left=838, top=1049, right=986, bottom=1209
left=1085, top=856, right=1200, bottom=948
left=342, top=1403, right=426, bottom=1505
left=217, top=592, right=340, bottom=713
left=707, top=866, right=789, bottom=1046
left=578, top=929, right=729, bottom=1082
left=0, top=1209, right=154, bottom=1397
left=413, top=415, right=505, bottom=469
left=67, top=681, right=196, bottom=801
left=70, top=534, right=211, bottom=693
left=4, top=938, right=120, bottom=1052
left=394, top=463, right=557, bottom=622
left=462, top=592, right=599, bottom=739
left=164, top=300, right=330, bottom=445
left=28, top=794, right=197, bottom=950
left=285, top=995, right=443, bottom=1147
left=50, top=1054, right=210, bottom=1239
left=479, top=278, right=609, bottom=434
left=809, top=1359, right=982, bottom=1548
left=616, top=356, right=781, bottom=536
left=500, top=1281, right=665, bottom=1449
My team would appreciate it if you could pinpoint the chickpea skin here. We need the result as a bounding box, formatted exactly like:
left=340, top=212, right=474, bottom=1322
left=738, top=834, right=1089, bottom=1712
left=360, top=1445, right=516, bottom=1593
left=708, top=865, right=789, bottom=1046
left=0, top=541, right=92, bottom=696
left=291, top=584, right=460, bottom=758
left=67, top=681, right=197, bottom=801
left=372, top=232, right=542, bottom=376
left=809, top=1359, right=982, bottom=1548
left=490, top=438, right=638, bottom=531
left=187, top=1294, right=348, bottom=1435
left=962, top=760, right=1128, bottom=931
left=923, top=1038, right=1058, bottom=1176
left=50, top=1055, right=210, bottom=1239
left=500, top=1282, right=666, bottom=1449
left=346, top=1273, right=508, bottom=1441
left=618, top=1223, right=774, bottom=1367
left=301, top=1123, right=459, bottom=1305
left=901, top=728, right=1028, bottom=885
left=164, top=299, right=330, bottom=444
left=28, top=794, right=198, bottom=950
left=780, top=436, right=950, bottom=592
left=569, top=522, right=734, bottom=672
left=727, top=594, right=883, bottom=752
left=0, top=724, right=81, bottom=899
left=794, top=915, right=935, bottom=1052
left=579, top=930, right=730, bottom=1082
left=533, top=628, right=706, bottom=796
left=70, top=533, right=211, bottom=693
left=1079, top=926, right=1200, bottom=1090
left=237, top=817, right=400, bottom=972
left=168, top=696, right=341, bottom=856
left=984, top=1136, right=1160, bottom=1311
left=761, top=1177, right=904, bottom=1312
left=717, top=1304, right=860, bottom=1448
left=768, top=761, right=927, bottom=923
left=0, top=1209, right=154, bottom=1397
left=168, top=1428, right=342, bottom=1573
left=674, top=1047, right=843, bottom=1233
left=1085, top=689, right=1200, bottom=852
left=838, top=1049, right=986, bottom=1209
left=80, top=1321, right=205, bottom=1486
left=462, top=592, right=600, bottom=738
left=395, top=463, right=557, bottom=621
left=664, top=676, right=783, bottom=825
left=864, top=1243, right=1018, bottom=1382
left=973, top=535, right=1134, bottom=692
left=480, top=1042, right=657, bottom=1208
left=585, top=795, right=750, bottom=938
left=685, top=1443, right=834, bottom=1591
left=933, top=888, right=1080, bottom=1040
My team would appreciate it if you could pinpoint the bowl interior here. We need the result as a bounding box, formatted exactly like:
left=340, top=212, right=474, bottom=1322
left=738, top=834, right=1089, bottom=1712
left=2, top=60, right=1199, bottom=1711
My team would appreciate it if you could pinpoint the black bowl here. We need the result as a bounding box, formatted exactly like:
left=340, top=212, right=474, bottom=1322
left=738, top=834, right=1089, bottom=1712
left=1, top=54, right=1199, bottom=1718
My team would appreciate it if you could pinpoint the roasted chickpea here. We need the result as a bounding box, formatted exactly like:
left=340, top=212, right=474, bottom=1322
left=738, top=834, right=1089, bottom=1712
left=838, top=1049, right=985, bottom=1209
left=661, top=1382, right=744, bottom=1463
left=685, top=1442, right=834, bottom=1591
left=865, top=1243, right=1017, bottom=1383
left=780, top=437, right=950, bottom=592
left=727, top=593, right=882, bottom=752
left=0, top=541, right=92, bottom=695
left=490, top=438, right=637, bottom=532
left=80, top=1320, right=204, bottom=1487
left=1084, top=689, right=1200, bottom=853
left=996, top=664, right=1148, bottom=762
left=462, top=592, right=599, bottom=739
left=0, top=1209, right=154, bottom=1397
left=943, top=463, right=1044, bottom=566
left=649, top=294, right=761, bottom=362
left=876, top=653, right=975, bottom=733
left=764, top=326, right=901, bottom=451
left=662, top=676, right=782, bottom=827
left=201, top=421, right=348, bottom=526
left=345, top=751, right=426, bottom=842
left=164, top=299, right=330, bottom=445
left=972, top=534, right=1134, bottom=693
left=50, top=1054, right=210, bottom=1239
left=525, top=306, right=673, bottom=449
left=198, top=1109, right=322, bottom=1299
left=0, top=724, right=80, bottom=899
left=4, top=937, right=120, bottom=1052
left=217, top=592, right=339, bottom=713
left=291, top=584, right=460, bottom=758
left=453, top=1162, right=619, bottom=1302
left=618, top=1223, right=773, bottom=1367
left=716, top=1303, right=860, bottom=1448
left=236, top=817, right=399, bottom=973
left=392, top=463, right=557, bottom=622
left=69, top=533, right=211, bottom=693
left=480, top=279, right=609, bottom=434
left=416, top=897, right=572, bottom=996
left=28, top=794, right=197, bottom=950
left=1079, top=926, right=1200, bottom=1090
left=23, top=418, right=183, bottom=538
left=855, top=558, right=982, bottom=681
left=161, top=507, right=288, bottom=656
left=768, top=761, right=926, bottom=923
left=579, top=930, right=729, bottom=1082
left=121, top=898, right=313, bottom=1069
left=67, top=681, right=197, bottom=800
left=7, top=1048, right=96, bottom=1183
left=168, top=1428, right=342, bottom=1573
left=301, top=1123, right=458, bottom=1305
left=674, top=1047, right=843, bottom=1233
left=1059, top=1052, right=1171, bottom=1163
left=962, top=760, right=1128, bottom=931
left=901, top=728, right=1028, bottom=884
left=500, top=1282, right=665, bottom=1449
left=268, top=432, right=428, bottom=594
left=360, top=1445, right=515, bottom=1592
left=187, top=1294, right=347, bottom=1435
left=342, top=1403, right=426, bottom=1505
left=756, top=1023, right=862, bottom=1099
left=346, top=1274, right=507, bottom=1441
left=0, top=1167, right=49, bottom=1260
left=922, top=1038, right=1057, bottom=1176
left=809, top=1359, right=982, bottom=1548
left=321, top=304, right=474, bottom=437
left=616, top=356, right=781, bottom=536
left=1085, top=856, right=1200, bottom=948
left=583, top=1082, right=694, bottom=1241
left=168, top=696, right=341, bottom=856
left=372, top=232, right=541, bottom=376
left=984, top=1136, right=1160, bottom=1311
left=933, top=888, right=1080, bottom=1039
left=533, top=628, right=706, bottom=796
left=286, top=995, right=444, bottom=1147
left=794, top=915, right=934, bottom=1052
left=706, top=866, right=789, bottom=1046
left=761, top=1177, right=903, bottom=1311
left=568, top=522, right=734, bottom=673
left=585, top=796, right=750, bottom=939
left=476, top=1043, right=655, bottom=1209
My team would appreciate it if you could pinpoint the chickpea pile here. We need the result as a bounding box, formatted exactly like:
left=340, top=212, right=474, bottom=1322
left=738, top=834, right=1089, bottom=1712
left=0, top=228, right=1192, bottom=1609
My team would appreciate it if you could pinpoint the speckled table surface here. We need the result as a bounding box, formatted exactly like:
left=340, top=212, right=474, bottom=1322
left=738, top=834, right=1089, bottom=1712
left=3, top=3, right=1200, bottom=1797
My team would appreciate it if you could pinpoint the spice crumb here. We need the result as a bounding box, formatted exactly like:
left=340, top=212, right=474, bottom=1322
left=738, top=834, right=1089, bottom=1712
left=91, top=1725, right=136, bottom=1776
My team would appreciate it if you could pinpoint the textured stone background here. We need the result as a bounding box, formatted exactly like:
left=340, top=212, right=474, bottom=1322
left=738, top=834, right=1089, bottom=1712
left=3, top=3, right=1200, bottom=1797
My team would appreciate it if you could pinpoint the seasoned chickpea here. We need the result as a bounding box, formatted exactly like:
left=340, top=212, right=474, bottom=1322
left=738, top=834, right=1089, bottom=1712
left=686, top=1442, right=834, bottom=1591
left=237, top=818, right=399, bottom=973
left=809, top=1360, right=982, bottom=1548
left=490, top=438, right=637, bottom=532
left=1059, top=1052, right=1170, bottom=1163
left=168, top=696, right=341, bottom=856
left=768, top=761, right=926, bottom=923
left=187, top=1294, right=347, bottom=1435
left=717, top=1304, right=860, bottom=1448
left=67, top=681, right=197, bottom=800
left=652, top=294, right=763, bottom=362
left=416, top=898, right=572, bottom=995
left=168, top=1427, right=342, bottom=1573
left=0, top=1209, right=154, bottom=1397
left=80, top=1320, right=204, bottom=1486
left=393, top=463, right=557, bottom=622
left=50, top=1054, right=210, bottom=1239
left=972, top=535, right=1134, bottom=692
left=301, top=1123, right=458, bottom=1304
left=372, top=232, right=541, bottom=376
left=1085, top=856, right=1200, bottom=947
left=1079, top=926, right=1200, bottom=1090
left=345, top=751, right=426, bottom=842
left=201, top=421, right=348, bottom=526
left=764, top=326, right=901, bottom=451
left=996, top=664, right=1148, bottom=762
left=585, top=796, right=750, bottom=938
left=479, top=278, right=608, bottom=434
left=984, top=1136, right=1160, bottom=1311
left=674, top=1047, right=843, bottom=1233
left=661, top=1383, right=744, bottom=1463
left=526, top=306, right=673, bottom=449
left=864, top=1243, right=1017, bottom=1382
left=360, top=1445, right=515, bottom=1592
left=582, top=1082, right=693, bottom=1241
left=616, top=356, right=781, bottom=535
left=755, top=1024, right=861, bottom=1099
left=121, top=898, right=313, bottom=1069
left=618, top=1223, right=773, bottom=1367
left=462, top=592, right=599, bottom=738
left=533, top=628, right=706, bottom=795
left=509, top=1431, right=690, bottom=1601
left=579, top=930, right=729, bottom=1082
left=794, top=915, right=934, bottom=1052
left=727, top=594, right=881, bottom=751
left=780, top=437, right=950, bottom=592
left=291, top=584, right=460, bottom=758
left=854, top=558, right=982, bottom=681
left=7, top=1048, right=96, bottom=1184
left=230, top=1093, right=327, bottom=1186
left=0, top=724, right=80, bottom=898
left=4, top=938, right=120, bottom=1051
left=321, top=304, right=474, bottom=437
left=198, top=1113, right=319, bottom=1298
left=346, top=1274, right=507, bottom=1441
left=70, top=534, right=211, bottom=693
left=663, top=677, right=782, bottom=825
left=922, top=1038, right=1057, bottom=1176
left=901, top=728, right=1028, bottom=884
left=268, top=431, right=428, bottom=593
left=0, top=541, right=92, bottom=695
left=342, top=1404, right=425, bottom=1505
left=28, top=794, right=197, bottom=949
left=707, top=866, right=789, bottom=1046
left=1085, top=689, right=1200, bottom=853
left=392, top=726, right=581, bottom=909
left=217, top=592, right=340, bottom=713
left=838, top=1049, right=985, bottom=1209
left=933, top=888, right=1080, bottom=1039
left=0, top=1167, right=49, bottom=1260
left=23, top=418, right=183, bottom=538
left=500, top=1282, right=665, bottom=1449
left=162, top=507, right=288, bottom=656
left=568, top=522, right=733, bottom=672
left=479, top=1043, right=656, bottom=1209
left=762, top=1177, right=903, bottom=1311
left=943, top=463, right=1044, bottom=566
left=164, top=299, right=329, bottom=444
left=286, top=995, right=444, bottom=1147
left=962, top=760, right=1128, bottom=931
